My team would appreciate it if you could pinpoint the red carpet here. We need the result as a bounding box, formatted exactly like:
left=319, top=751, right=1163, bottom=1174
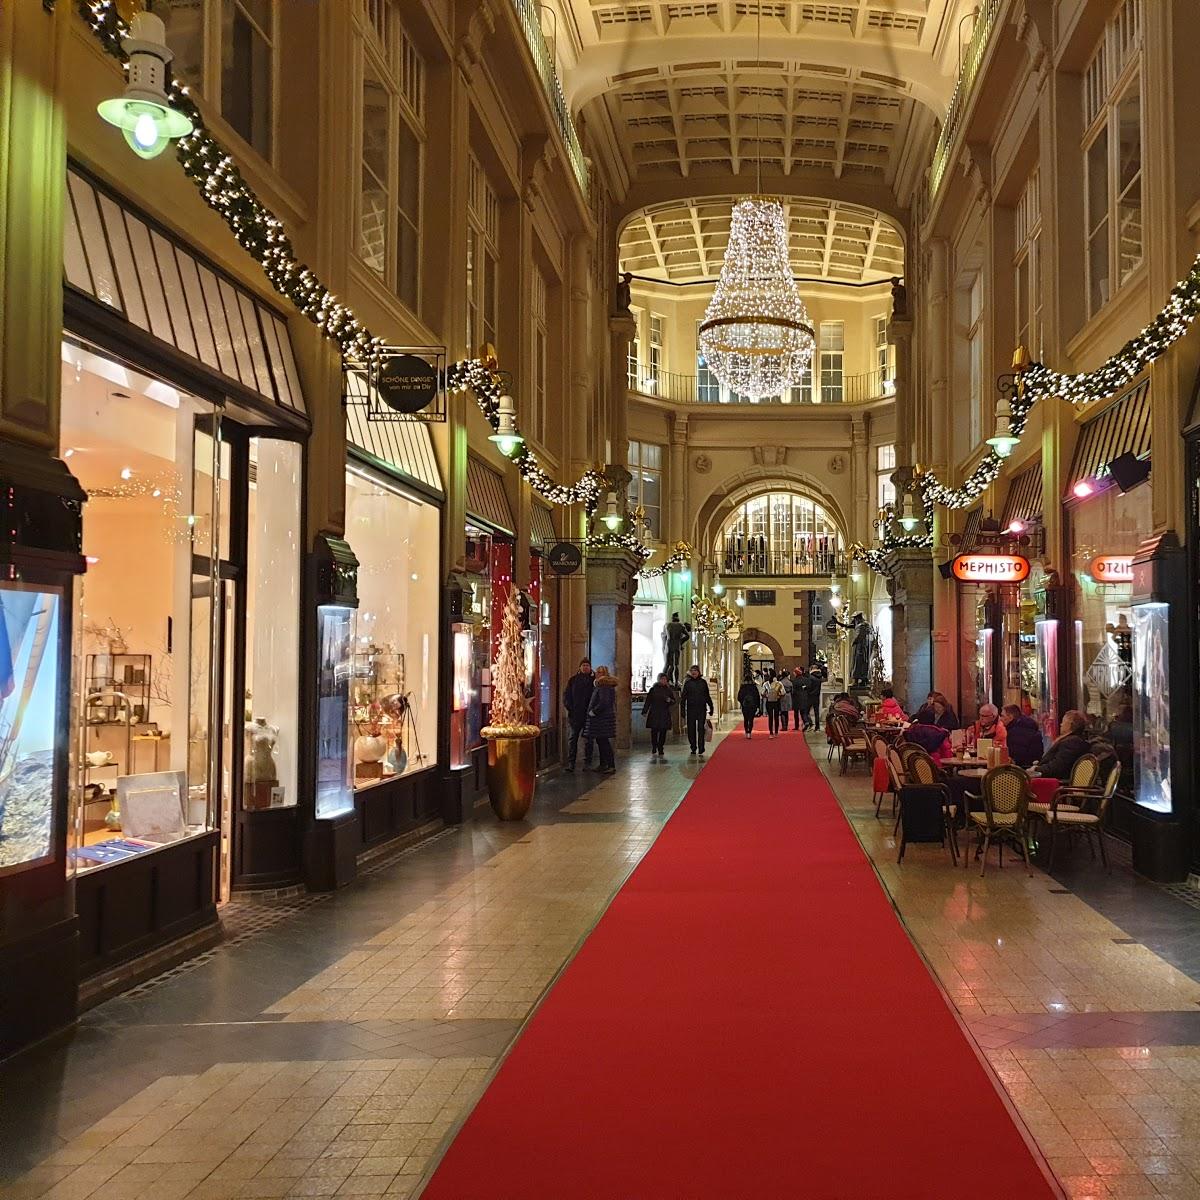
left=422, top=732, right=1059, bottom=1199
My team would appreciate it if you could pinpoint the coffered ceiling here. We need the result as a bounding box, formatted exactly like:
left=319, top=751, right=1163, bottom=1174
left=619, top=195, right=904, bottom=282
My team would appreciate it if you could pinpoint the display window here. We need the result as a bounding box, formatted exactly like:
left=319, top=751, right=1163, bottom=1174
left=1069, top=482, right=1149, bottom=725
left=633, top=603, right=667, bottom=694
left=345, top=465, right=440, bottom=790
left=60, top=342, right=218, bottom=871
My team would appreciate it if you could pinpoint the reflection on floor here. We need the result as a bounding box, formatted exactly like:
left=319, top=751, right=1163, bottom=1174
left=818, top=740, right=1200, bottom=1200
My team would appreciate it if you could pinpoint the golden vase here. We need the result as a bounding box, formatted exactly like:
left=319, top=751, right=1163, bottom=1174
left=484, top=730, right=538, bottom=820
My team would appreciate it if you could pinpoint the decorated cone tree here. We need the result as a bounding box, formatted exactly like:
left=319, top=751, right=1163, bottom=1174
left=482, top=588, right=538, bottom=738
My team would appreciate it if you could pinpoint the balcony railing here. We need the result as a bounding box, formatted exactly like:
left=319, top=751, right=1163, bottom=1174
left=930, top=0, right=1003, bottom=198
left=719, top=548, right=848, bottom=578
left=629, top=368, right=895, bottom=406
left=510, top=0, right=589, bottom=196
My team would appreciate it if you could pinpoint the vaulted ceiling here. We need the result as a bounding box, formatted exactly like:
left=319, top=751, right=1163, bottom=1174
left=551, top=0, right=972, bottom=277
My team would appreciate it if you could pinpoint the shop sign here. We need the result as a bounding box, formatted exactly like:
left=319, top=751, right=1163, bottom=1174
left=950, top=553, right=1030, bottom=583
left=375, top=354, right=439, bottom=414
left=1089, top=555, right=1134, bottom=583
left=547, top=542, right=583, bottom=575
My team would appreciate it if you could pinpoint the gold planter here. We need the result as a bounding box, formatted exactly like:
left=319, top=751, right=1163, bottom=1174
left=484, top=730, right=539, bottom=821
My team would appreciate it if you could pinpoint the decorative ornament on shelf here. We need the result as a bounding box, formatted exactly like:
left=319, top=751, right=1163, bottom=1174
left=698, top=198, right=815, bottom=402
left=481, top=588, right=539, bottom=740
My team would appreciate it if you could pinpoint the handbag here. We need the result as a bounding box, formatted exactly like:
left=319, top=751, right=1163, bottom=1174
left=704, top=717, right=714, bottom=740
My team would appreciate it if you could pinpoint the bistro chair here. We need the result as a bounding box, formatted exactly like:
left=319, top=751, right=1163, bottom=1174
left=1028, top=752, right=1101, bottom=818
left=1038, top=764, right=1118, bottom=871
left=968, top=765, right=1033, bottom=877
left=872, top=736, right=894, bottom=817
left=835, top=715, right=871, bottom=775
left=897, top=747, right=958, bottom=865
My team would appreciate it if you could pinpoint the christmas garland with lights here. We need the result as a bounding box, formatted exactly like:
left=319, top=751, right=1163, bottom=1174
left=637, top=540, right=693, bottom=579
left=79, top=0, right=612, bottom=517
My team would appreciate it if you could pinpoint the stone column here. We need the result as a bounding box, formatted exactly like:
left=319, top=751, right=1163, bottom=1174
left=585, top=548, right=643, bottom=750
left=886, top=550, right=934, bottom=712
left=889, top=314, right=915, bottom=469
left=669, top=411, right=689, bottom=546
left=608, top=312, right=636, bottom=467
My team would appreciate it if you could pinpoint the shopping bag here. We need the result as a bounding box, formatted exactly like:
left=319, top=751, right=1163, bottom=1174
left=704, top=718, right=714, bottom=740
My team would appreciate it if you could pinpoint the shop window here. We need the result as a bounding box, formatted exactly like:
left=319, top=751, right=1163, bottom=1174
left=626, top=441, right=662, bottom=541
left=466, top=154, right=499, bottom=356
left=876, top=443, right=896, bottom=510
left=59, top=341, right=218, bottom=871
left=165, top=1, right=277, bottom=162
left=747, top=590, right=776, bottom=606
left=356, top=3, right=424, bottom=311
left=818, top=321, right=843, bottom=404
left=1082, top=0, right=1143, bottom=317
left=719, top=492, right=843, bottom=577
left=345, top=466, right=440, bottom=791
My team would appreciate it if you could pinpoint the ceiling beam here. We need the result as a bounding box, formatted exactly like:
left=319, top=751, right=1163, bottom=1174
left=643, top=212, right=670, bottom=278
left=821, top=202, right=838, bottom=277
left=861, top=215, right=882, bottom=281
left=688, top=203, right=710, bottom=276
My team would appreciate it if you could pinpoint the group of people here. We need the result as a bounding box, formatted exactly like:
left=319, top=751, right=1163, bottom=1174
left=563, top=658, right=718, bottom=772
left=735, top=664, right=826, bottom=739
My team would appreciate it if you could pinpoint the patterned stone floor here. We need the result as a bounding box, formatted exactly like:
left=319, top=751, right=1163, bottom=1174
left=819, top=741, right=1200, bottom=1200
left=3, top=731, right=1199, bottom=1200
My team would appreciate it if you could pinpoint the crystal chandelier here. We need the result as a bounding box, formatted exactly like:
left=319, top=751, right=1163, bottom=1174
left=698, top=199, right=816, bottom=402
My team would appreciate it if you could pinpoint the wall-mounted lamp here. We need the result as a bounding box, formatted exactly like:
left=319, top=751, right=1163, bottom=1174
left=488, top=394, right=524, bottom=457
left=602, top=492, right=622, bottom=531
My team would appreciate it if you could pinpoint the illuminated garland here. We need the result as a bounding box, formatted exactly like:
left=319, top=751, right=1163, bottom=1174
left=690, top=594, right=740, bottom=637
left=79, top=0, right=610, bottom=515
left=637, top=540, right=693, bottom=579
left=850, top=489, right=935, bottom=575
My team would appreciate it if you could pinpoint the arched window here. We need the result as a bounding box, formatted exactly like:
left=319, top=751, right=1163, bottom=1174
left=718, top=492, right=844, bottom=577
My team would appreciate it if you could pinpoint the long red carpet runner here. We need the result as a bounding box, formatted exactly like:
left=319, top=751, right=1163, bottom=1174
left=422, top=732, right=1059, bottom=1199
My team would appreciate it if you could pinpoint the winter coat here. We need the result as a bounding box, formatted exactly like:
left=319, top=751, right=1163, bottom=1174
left=796, top=673, right=822, bottom=707
left=583, top=674, right=618, bottom=739
left=680, top=675, right=714, bottom=718
left=915, top=704, right=960, bottom=731
left=1035, top=733, right=1091, bottom=781
left=972, top=718, right=1008, bottom=748
left=878, top=696, right=907, bottom=722
left=779, top=676, right=793, bottom=713
left=563, top=670, right=595, bottom=729
left=641, top=683, right=676, bottom=731
left=1003, top=714, right=1043, bottom=768
left=903, top=723, right=952, bottom=761
left=737, top=682, right=761, bottom=715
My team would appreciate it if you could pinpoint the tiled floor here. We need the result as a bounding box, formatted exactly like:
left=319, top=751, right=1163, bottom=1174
left=0, top=745, right=703, bottom=1199
left=818, top=741, right=1200, bottom=1200
left=3, top=732, right=1199, bottom=1199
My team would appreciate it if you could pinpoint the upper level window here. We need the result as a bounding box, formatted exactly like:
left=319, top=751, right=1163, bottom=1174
left=165, top=1, right=277, bottom=162
left=874, top=316, right=892, bottom=392
left=1015, top=171, right=1043, bottom=358
left=819, top=321, right=844, bottom=404
left=627, top=441, right=662, bottom=540
left=466, top=154, right=499, bottom=355
left=647, top=314, right=664, bottom=394
left=628, top=310, right=642, bottom=391
left=718, top=492, right=843, bottom=577
left=1083, top=0, right=1142, bottom=317
left=357, top=2, right=424, bottom=311
left=876, top=443, right=897, bottom=510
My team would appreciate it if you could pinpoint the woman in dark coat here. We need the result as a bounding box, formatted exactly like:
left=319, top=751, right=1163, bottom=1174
left=642, top=673, right=676, bottom=759
left=736, top=675, right=761, bottom=739
left=584, top=666, right=619, bottom=773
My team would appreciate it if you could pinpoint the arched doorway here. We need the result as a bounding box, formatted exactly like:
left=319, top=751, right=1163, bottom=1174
left=742, top=627, right=786, bottom=677
left=716, top=491, right=845, bottom=578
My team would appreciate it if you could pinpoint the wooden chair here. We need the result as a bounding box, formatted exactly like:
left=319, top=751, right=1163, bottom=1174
left=872, top=736, right=894, bottom=817
left=967, top=765, right=1033, bottom=876
left=835, top=715, right=871, bottom=775
left=1039, top=765, right=1118, bottom=871
left=897, top=748, right=958, bottom=864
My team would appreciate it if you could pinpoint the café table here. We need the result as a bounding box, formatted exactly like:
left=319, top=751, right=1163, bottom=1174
left=940, top=756, right=987, bottom=773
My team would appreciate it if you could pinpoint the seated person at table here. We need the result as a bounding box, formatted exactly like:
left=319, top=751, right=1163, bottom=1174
left=832, top=692, right=863, bottom=726
left=1001, top=704, right=1043, bottom=768
left=930, top=692, right=960, bottom=731
left=902, top=721, right=952, bottom=763
left=911, top=692, right=936, bottom=724
left=877, top=687, right=906, bottom=723
left=972, top=702, right=1007, bottom=748
left=1031, top=709, right=1090, bottom=779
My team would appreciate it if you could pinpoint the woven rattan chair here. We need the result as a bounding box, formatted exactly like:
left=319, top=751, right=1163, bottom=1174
left=897, top=748, right=958, bottom=864
left=835, top=715, right=871, bottom=775
left=968, top=765, right=1032, bottom=876
left=1029, top=752, right=1102, bottom=817
left=1039, top=765, right=1118, bottom=871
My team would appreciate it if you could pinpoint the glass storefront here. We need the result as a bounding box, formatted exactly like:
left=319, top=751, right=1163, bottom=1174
left=60, top=342, right=219, bottom=871
left=1069, top=482, right=1149, bottom=725
left=345, top=465, right=440, bottom=791
left=718, top=492, right=844, bottom=577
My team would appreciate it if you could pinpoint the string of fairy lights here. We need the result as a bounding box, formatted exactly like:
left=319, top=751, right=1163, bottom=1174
left=79, top=0, right=672, bottom=563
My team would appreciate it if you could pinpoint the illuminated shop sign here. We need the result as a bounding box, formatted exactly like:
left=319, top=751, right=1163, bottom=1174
left=951, top=553, right=1031, bottom=584
left=1088, top=555, right=1134, bottom=583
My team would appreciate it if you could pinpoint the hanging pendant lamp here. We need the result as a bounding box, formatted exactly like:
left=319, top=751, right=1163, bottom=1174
left=698, top=199, right=816, bottom=401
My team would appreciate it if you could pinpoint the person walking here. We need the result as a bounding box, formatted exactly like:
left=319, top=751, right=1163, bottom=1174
left=642, top=672, right=676, bottom=760
left=796, top=665, right=822, bottom=731
left=763, top=671, right=784, bottom=738
left=562, top=658, right=594, bottom=772
left=790, top=667, right=805, bottom=729
left=736, top=675, right=761, bottom=739
left=680, top=664, right=714, bottom=757
left=778, top=669, right=793, bottom=731
left=584, top=665, right=618, bottom=773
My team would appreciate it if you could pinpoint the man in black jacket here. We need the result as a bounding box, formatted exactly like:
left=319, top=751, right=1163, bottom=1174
left=562, top=659, right=594, bottom=771
left=681, top=664, right=715, bottom=757
left=796, top=666, right=823, bottom=731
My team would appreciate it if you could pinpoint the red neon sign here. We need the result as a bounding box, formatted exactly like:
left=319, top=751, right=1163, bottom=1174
left=1089, top=555, right=1133, bottom=583
left=951, top=553, right=1031, bottom=583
